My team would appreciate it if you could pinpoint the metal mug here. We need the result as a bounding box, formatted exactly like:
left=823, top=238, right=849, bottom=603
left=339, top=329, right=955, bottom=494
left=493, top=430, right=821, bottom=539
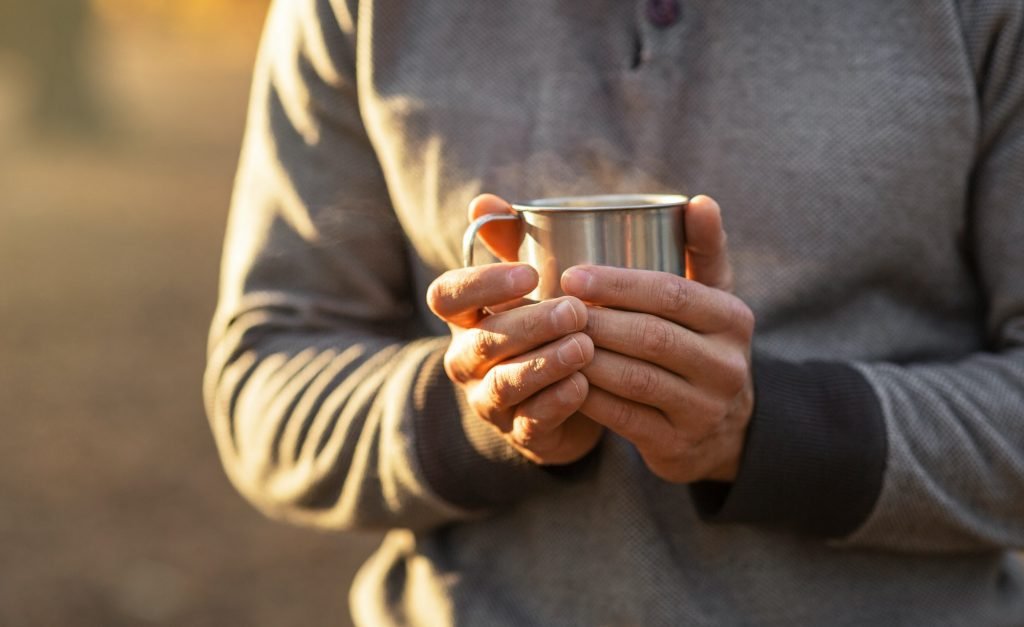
left=462, top=194, right=688, bottom=300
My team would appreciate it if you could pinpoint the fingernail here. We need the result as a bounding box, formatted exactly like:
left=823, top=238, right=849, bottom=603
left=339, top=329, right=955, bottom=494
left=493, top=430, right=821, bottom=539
left=559, top=375, right=584, bottom=404
left=509, top=265, right=536, bottom=292
left=561, top=267, right=592, bottom=296
left=557, top=336, right=585, bottom=366
left=550, top=300, right=579, bottom=333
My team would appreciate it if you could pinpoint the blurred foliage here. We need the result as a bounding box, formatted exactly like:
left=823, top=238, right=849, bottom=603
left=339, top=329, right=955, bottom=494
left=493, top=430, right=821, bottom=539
left=0, top=0, right=100, bottom=133
left=0, top=0, right=271, bottom=135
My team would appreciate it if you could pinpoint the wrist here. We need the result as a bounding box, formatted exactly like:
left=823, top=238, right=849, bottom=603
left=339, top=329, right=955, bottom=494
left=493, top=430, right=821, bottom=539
left=703, top=374, right=755, bottom=482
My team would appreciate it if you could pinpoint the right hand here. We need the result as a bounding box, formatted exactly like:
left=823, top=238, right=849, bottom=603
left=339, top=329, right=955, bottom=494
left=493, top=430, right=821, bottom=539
left=425, top=195, right=605, bottom=465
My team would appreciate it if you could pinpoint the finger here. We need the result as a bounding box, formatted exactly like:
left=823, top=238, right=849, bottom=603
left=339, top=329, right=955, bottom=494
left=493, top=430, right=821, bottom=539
left=584, top=349, right=728, bottom=436
left=486, top=297, right=536, bottom=314
left=446, top=296, right=587, bottom=382
left=582, top=348, right=699, bottom=417
left=684, top=195, right=734, bottom=291
left=511, top=372, right=588, bottom=447
left=468, top=193, right=523, bottom=262
left=584, top=306, right=721, bottom=384
left=513, top=411, right=604, bottom=466
left=579, top=385, right=672, bottom=452
left=427, top=263, right=538, bottom=327
left=468, top=333, right=594, bottom=422
left=562, top=265, right=745, bottom=333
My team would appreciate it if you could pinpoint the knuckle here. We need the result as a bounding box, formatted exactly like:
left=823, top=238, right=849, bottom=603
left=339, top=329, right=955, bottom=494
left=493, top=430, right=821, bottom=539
left=727, top=299, right=756, bottom=336
left=468, top=329, right=498, bottom=363
left=713, top=397, right=734, bottom=424
left=690, top=395, right=728, bottom=433
left=655, top=278, right=690, bottom=315
left=636, top=316, right=674, bottom=360
left=608, top=270, right=633, bottom=296
left=443, top=350, right=465, bottom=384
left=521, top=354, right=546, bottom=383
left=467, top=387, right=499, bottom=425
left=609, top=398, right=640, bottom=434
left=428, top=272, right=476, bottom=316
left=623, top=362, right=660, bottom=400
left=513, top=417, right=546, bottom=449
left=720, top=355, right=750, bottom=395
left=517, top=308, right=546, bottom=339
left=512, top=410, right=566, bottom=456
left=533, top=353, right=564, bottom=389
left=483, top=369, right=514, bottom=410
left=503, top=358, right=548, bottom=402
left=705, top=345, right=748, bottom=396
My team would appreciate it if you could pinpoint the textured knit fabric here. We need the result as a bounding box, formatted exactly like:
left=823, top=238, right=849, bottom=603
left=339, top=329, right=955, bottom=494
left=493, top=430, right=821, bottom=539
left=205, top=1, right=1024, bottom=625
left=690, top=356, right=888, bottom=538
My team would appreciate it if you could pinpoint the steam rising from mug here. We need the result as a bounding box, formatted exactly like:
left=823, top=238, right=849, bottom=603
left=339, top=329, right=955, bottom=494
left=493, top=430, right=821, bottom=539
left=463, top=194, right=688, bottom=300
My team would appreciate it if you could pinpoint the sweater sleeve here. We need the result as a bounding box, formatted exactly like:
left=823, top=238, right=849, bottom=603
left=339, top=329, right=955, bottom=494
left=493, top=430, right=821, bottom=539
left=692, top=0, right=1024, bottom=552
left=203, top=0, right=553, bottom=532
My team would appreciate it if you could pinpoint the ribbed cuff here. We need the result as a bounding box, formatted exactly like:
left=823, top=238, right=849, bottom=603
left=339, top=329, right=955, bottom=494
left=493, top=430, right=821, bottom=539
left=411, top=346, right=563, bottom=511
left=690, top=355, right=888, bottom=538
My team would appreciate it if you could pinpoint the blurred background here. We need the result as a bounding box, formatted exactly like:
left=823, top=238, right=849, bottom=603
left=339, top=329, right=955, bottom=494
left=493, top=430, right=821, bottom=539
left=0, top=1, right=380, bottom=625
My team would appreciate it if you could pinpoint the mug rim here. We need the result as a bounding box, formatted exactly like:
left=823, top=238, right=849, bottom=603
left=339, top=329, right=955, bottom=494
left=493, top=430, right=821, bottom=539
left=511, top=193, right=689, bottom=213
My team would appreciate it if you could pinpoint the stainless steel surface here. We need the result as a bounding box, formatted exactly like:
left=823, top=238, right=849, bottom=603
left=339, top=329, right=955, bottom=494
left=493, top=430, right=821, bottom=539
left=463, top=194, right=688, bottom=300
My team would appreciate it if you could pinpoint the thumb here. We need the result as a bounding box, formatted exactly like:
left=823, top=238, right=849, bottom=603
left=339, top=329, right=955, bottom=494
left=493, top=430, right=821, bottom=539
left=468, top=194, right=523, bottom=262
left=684, top=195, right=734, bottom=291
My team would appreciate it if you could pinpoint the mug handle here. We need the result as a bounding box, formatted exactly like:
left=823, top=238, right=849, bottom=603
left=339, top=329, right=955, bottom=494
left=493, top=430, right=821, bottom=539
left=462, top=213, right=521, bottom=267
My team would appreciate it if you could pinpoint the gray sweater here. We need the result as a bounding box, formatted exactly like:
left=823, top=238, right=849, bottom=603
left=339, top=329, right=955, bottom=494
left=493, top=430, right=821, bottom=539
left=205, top=1, right=1024, bottom=624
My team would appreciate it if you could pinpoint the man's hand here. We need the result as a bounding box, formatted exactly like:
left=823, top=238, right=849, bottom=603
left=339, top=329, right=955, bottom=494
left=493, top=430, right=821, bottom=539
left=564, top=195, right=755, bottom=483
left=426, top=195, right=605, bottom=465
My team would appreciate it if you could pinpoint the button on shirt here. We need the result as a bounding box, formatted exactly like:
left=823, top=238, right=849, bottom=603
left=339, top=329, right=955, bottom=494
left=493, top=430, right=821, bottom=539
left=646, top=0, right=680, bottom=28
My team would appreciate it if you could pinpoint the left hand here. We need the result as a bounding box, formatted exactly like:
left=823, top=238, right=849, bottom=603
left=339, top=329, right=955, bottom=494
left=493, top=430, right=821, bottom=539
left=562, top=195, right=755, bottom=483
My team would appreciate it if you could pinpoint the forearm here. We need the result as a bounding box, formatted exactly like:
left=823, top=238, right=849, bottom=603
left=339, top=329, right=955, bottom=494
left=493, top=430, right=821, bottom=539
left=840, top=350, right=1024, bottom=552
left=205, top=301, right=553, bottom=531
left=690, top=355, right=886, bottom=539
left=692, top=349, right=1024, bottom=553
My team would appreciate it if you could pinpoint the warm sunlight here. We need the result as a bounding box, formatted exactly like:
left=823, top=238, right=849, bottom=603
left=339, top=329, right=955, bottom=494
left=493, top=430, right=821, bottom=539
left=3, top=2, right=1023, bottom=626
left=90, top=0, right=267, bottom=34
